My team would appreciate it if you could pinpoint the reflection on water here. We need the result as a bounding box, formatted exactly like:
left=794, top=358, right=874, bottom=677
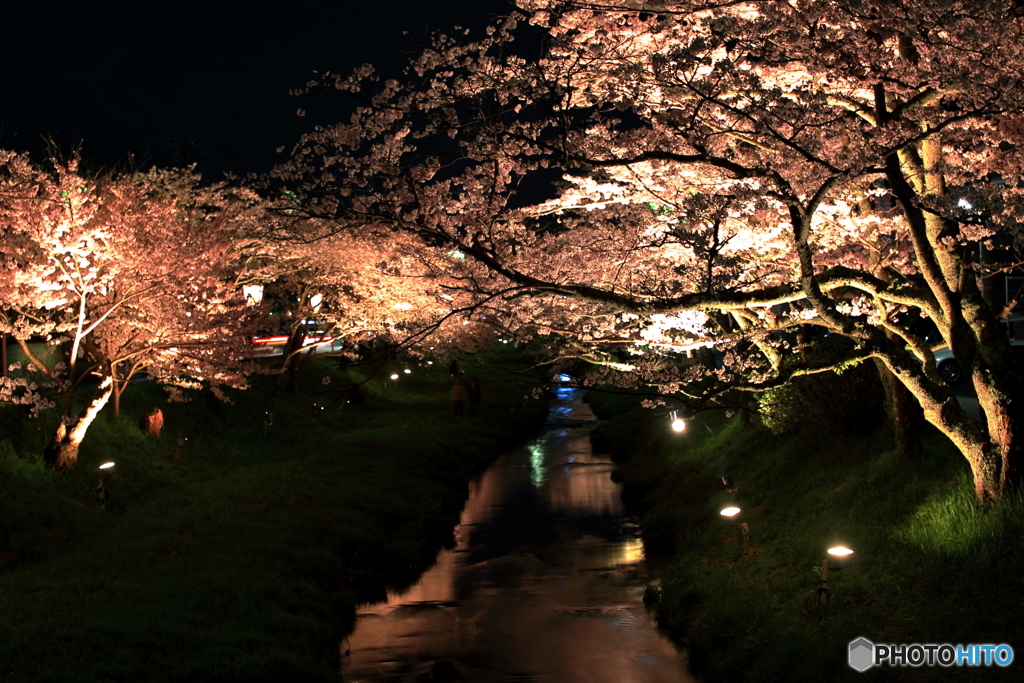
left=343, top=388, right=693, bottom=683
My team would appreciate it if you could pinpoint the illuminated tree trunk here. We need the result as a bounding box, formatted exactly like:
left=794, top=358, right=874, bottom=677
left=886, top=352, right=1014, bottom=504
left=44, top=376, right=114, bottom=472
left=112, top=378, right=123, bottom=417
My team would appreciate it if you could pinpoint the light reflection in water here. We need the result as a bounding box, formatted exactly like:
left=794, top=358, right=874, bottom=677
left=528, top=441, right=547, bottom=488
left=343, top=387, right=693, bottom=683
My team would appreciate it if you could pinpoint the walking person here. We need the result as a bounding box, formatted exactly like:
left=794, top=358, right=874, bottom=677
left=450, top=380, right=466, bottom=416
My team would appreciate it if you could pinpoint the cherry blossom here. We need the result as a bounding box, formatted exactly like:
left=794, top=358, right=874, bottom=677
left=1, top=155, right=261, bottom=470
left=285, top=1, right=1024, bottom=500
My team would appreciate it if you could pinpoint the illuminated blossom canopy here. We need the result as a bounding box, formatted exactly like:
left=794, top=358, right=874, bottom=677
left=0, top=154, right=260, bottom=470
left=274, top=0, right=1024, bottom=501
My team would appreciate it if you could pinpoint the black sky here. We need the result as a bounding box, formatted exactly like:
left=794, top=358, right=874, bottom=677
left=2, top=0, right=515, bottom=178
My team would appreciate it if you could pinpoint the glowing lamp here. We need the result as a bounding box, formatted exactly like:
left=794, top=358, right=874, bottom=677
left=98, top=462, right=116, bottom=490
left=671, top=418, right=686, bottom=432
left=720, top=506, right=741, bottom=517
left=390, top=374, right=399, bottom=380
left=403, top=369, right=411, bottom=374
left=827, top=546, right=854, bottom=570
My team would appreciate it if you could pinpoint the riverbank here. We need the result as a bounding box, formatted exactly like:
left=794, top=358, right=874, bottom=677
left=589, top=391, right=1023, bottom=682
left=0, top=353, right=547, bottom=682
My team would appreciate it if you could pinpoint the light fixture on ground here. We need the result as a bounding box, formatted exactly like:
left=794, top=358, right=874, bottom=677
left=827, top=545, right=854, bottom=570
left=670, top=410, right=686, bottom=433
left=720, top=506, right=742, bottom=519
left=805, top=544, right=855, bottom=613
left=97, top=462, right=115, bottom=509
left=719, top=505, right=751, bottom=557
left=390, top=373, right=399, bottom=380
left=403, top=369, right=411, bottom=374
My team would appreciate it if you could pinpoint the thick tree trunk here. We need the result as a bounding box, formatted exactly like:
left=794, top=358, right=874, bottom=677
left=922, top=397, right=1004, bottom=505
left=880, top=348, right=1008, bottom=503
left=44, top=377, right=114, bottom=472
left=973, top=371, right=1023, bottom=493
left=960, top=441, right=1003, bottom=505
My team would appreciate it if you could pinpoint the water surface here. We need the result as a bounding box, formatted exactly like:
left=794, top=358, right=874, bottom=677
left=343, top=387, right=694, bottom=682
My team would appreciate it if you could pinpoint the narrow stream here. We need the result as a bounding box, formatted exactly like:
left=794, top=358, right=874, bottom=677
left=342, top=386, right=694, bottom=682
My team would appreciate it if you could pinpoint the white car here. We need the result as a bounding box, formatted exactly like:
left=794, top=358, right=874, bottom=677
left=926, top=340, right=1024, bottom=384
left=930, top=347, right=963, bottom=383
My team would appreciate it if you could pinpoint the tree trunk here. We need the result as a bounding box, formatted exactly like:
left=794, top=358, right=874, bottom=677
left=112, top=377, right=123, bottom=417
left=966, top=443, right=1003, bottom=506
left=266, top=327, right=306, bottom=402
left=873, top=358, right=923, bottom=459
left=287, top=350, right=307, bottom=396
left=44, top=377, right=114, bottom=471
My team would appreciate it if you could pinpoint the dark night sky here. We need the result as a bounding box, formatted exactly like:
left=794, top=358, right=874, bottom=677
left=2, top=0, right=515, bottom=178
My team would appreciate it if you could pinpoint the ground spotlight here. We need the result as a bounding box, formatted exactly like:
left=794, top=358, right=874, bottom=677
left=827, top=545, right=854, bottom=570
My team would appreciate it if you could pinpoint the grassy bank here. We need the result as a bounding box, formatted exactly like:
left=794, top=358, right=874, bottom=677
left=0, top=351, right=547, bottom=682
left=589, top=391, right=1023, bottom=682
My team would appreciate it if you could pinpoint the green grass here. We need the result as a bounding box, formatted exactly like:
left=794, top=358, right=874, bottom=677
left=0, top=351, right=547, bottom=682
left=588, top=390, right=1024, bottom=682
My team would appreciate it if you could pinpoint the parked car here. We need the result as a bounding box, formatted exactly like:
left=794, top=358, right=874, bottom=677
left=925, top=339, right=1024, bottom=384
left=930, top=347, right=963, bottom=383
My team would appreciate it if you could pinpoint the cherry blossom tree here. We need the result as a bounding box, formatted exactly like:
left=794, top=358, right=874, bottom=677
left=276, top=0, right=1024, bottom=501
left=245, top=206, right=510, bottom=398
left=0, top=154, right=261, bottom=470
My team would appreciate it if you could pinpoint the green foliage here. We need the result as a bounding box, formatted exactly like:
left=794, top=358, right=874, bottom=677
left=757, top=359, right=885, bottom=437
left=0, top=352, right=547, bottom=683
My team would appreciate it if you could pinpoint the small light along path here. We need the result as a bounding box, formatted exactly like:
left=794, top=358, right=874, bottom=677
left=341, top=385, right=695, bottom=682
